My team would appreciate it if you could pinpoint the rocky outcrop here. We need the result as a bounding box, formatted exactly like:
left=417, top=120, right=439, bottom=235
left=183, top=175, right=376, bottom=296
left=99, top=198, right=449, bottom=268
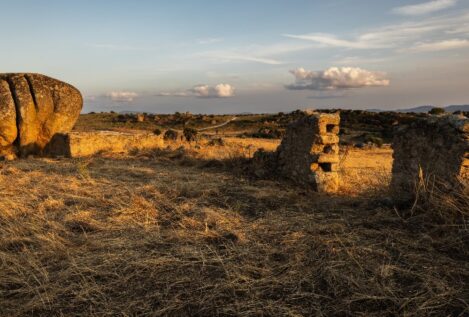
left=0, top=73, right=82, bottom=158
left=252, top=111, right=341, bottom=193
left=0, top=80, right=18, bottom=157
left=391, top=114, right=469, bottom=202
left=46, top=131, right=165, bottom=157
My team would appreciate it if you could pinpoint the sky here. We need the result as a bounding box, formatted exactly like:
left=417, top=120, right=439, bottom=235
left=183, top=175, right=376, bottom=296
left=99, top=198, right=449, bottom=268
left=0, top=0, right=468, bottom=113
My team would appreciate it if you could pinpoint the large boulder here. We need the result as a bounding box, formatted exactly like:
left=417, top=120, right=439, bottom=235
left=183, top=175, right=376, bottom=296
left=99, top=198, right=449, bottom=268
left=0, top=80, right=17, bottom=156
left=0, top=73, right=82, bottom=157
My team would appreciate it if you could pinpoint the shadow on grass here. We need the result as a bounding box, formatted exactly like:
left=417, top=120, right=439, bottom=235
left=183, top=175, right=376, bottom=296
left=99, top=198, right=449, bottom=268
left=1, top=147, right=469, bottom=316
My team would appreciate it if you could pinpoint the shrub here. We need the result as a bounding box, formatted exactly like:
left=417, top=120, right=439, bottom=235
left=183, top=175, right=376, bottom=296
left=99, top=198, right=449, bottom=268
left=369, top=136, right=384, bottom=147
left=116, top=114, right=127, bottom=122
left=163, top=129, right=178, bottom=141
left=153, top=128, right=162, bottom=136
left=183, top=127, right=198, bottom=142
left=362, top=133, right=384, bottom=147
left=429, top=107, right=445, bottom=115
left=251, top=127, right=284, bottom=139
left=208, top=138, right=225, bottom=146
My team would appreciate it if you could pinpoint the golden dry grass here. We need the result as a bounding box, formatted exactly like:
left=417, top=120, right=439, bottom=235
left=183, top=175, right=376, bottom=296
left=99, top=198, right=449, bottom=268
left=0, top=139, right=468, bottom=316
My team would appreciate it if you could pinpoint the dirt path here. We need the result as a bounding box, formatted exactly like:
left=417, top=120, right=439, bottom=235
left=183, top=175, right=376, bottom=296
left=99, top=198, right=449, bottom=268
left=197, top=117, right=237, bottom=131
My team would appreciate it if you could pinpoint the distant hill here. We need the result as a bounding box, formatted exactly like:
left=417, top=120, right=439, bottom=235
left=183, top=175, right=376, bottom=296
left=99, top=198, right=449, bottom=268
left=366, top=108, right=387, bottom=113
left=397, top=105, right=469, bottom=113
left=445, top=105, right=469, bottom=112
left=120, top=111, right=141, bottom=114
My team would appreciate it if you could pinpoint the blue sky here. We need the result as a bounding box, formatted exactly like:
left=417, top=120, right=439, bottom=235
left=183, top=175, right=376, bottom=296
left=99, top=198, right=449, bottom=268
left=1, top=0, right=468, bottom=113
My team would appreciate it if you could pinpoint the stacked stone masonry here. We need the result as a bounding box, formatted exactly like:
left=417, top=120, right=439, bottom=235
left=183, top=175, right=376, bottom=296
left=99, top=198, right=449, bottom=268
left=253, top=111, right=340, bottom=193
left=391, top=114, right=469, bottom=201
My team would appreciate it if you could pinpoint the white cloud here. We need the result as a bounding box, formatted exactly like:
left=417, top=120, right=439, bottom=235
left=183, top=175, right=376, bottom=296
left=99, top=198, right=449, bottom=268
left=286, top=67, right=390, bottom=90
left=406, top=38, right=469, bottom=52
left=190, top=84, right=235, bottom=98
left=157, top=84, right=235, bottom=98
left=106, top=91, right=138, bottom=102
left=393, top=0, right=457, bottom=16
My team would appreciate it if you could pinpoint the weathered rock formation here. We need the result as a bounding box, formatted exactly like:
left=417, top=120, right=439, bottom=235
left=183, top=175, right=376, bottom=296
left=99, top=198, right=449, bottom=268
left=391, top=114, right=469, bottom=202
left=0, top=73, right=82, bottom=158
left=253, top=111, right=341, bottom=193
left=46, top=131, right=165, bottom=157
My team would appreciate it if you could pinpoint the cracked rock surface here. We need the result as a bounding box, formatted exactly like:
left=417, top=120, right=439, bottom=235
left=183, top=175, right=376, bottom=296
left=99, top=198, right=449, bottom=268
left=0, top=73, right=82, bottom=158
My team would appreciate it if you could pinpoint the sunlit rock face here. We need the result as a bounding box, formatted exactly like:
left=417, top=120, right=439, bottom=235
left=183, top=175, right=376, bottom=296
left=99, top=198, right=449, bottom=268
left=0, top=73, right=82, bottom=158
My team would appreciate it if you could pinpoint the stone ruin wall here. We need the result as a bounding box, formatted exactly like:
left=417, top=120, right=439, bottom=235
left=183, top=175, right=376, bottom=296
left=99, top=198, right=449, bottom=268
left=276, top=112, right=341, bottom=192
left=253, top=111, right=340, bottom=193
left=391, top=114, right=469, bottom=201
left=255, top=111, right=468, bottom=198
left=45, top=131, right=165, bottom=158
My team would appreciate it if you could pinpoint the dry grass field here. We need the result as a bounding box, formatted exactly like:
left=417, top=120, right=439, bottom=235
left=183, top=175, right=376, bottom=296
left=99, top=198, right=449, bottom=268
left=1, top=138, right=468, bottom=316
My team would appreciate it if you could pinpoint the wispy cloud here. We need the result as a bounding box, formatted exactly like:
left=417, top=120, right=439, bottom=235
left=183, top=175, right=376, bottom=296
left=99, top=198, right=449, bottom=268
left=447, top=23, right=469, bottom=34
left=334, top=56, right=390, bottom=65
left=405, top=38, right=469, bottom=52
left=195, top=42, right=311, bottom=65
left=106, top=91, right=138, bottom=102
left=286, top=67, right=390, bottom=90
left=198, top=52, right=284, bottom=65
left=157, top=84, right=235, bottom=98
left=283, top=33, right=381, bottom=49
left=284, top=11, right=469, bottom=52
left=284, top=22, right=448, bottom=49
left=392, top=0, right=457, bottom=16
